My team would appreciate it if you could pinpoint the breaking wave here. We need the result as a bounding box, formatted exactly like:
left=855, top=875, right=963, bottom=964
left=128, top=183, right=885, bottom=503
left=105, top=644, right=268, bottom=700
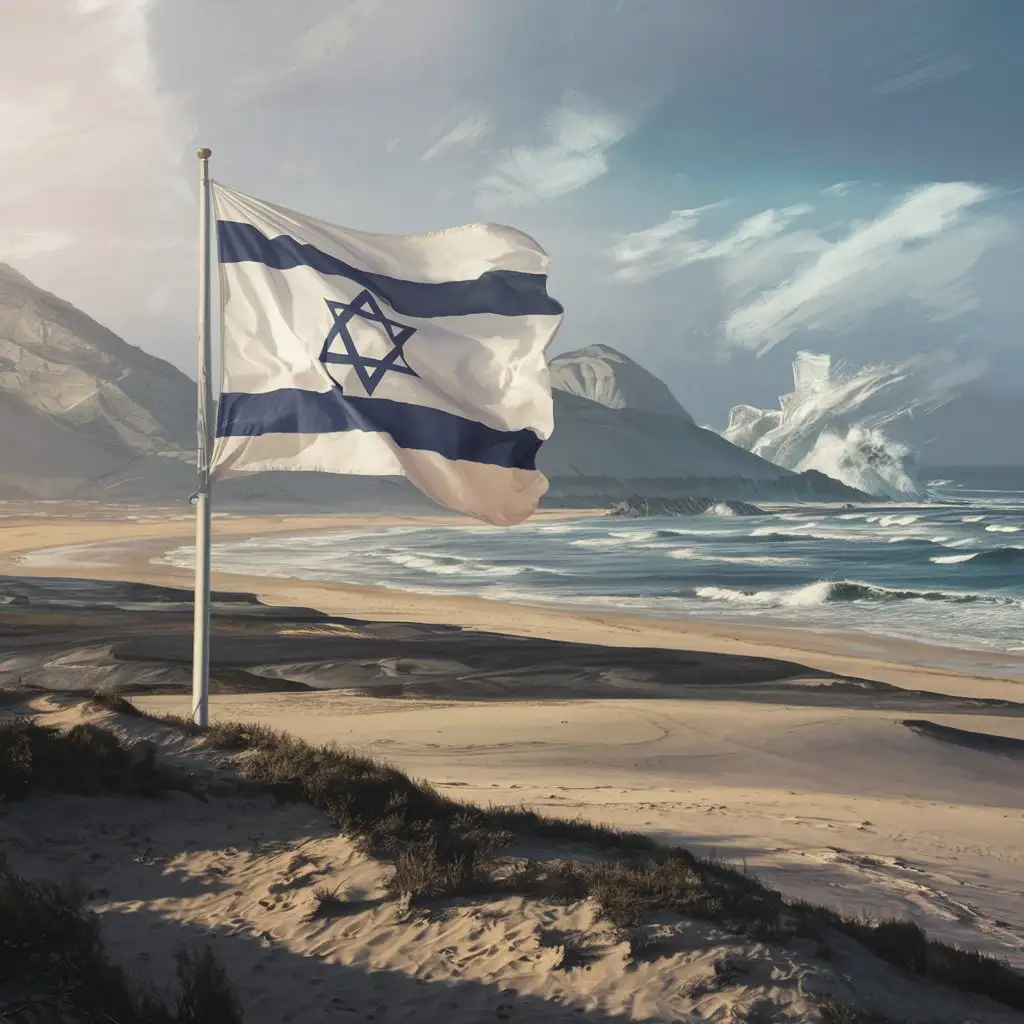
left=667, top=548, right=802, bottom=566
left=931, top=547, right=1024, bottom=566
left=694, top=579, right=1018, bottom=608
left=386, top=552, right=522, bottom=577
left=703, top=502, right=738, bottom=517
left=176, top=489, right=1022, bottom=664
left=724, top=351, right=973, bottom=500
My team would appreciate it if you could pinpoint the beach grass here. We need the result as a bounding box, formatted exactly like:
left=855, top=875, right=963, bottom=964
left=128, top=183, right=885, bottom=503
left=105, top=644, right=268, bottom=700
left=6, top=703, right=1024, bottom=1018
left=149, top=705, right=1024, bottom=1013
left=0, top=826, right=240, bottom=1023
left=0, top=717, right=242, bottom=1020
left=0, top=717, right=170, bottom=801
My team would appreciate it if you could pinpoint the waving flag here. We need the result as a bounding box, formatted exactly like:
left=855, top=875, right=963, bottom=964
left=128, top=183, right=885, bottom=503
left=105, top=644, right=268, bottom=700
left=209, top=184, right=563, bottom=525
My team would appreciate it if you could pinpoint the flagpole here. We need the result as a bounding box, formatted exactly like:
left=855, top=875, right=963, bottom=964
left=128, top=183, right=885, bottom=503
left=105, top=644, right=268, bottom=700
left=192, top=147, right=213, bottom=727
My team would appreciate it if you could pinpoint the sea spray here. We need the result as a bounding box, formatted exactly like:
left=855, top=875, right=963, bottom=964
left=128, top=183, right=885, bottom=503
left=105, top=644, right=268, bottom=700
left=723, top=351, right=968, bottom=500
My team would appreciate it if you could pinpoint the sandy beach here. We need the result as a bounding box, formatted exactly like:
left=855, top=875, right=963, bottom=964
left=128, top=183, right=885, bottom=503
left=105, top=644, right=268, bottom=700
left=3, top=503, right=1021, bottom=701
left=2, top=502, right=1023, bottom=1021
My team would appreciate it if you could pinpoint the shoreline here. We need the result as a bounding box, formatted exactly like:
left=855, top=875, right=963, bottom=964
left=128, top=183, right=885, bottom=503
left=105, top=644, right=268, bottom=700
left=1, top=504, right=1021, bottom=702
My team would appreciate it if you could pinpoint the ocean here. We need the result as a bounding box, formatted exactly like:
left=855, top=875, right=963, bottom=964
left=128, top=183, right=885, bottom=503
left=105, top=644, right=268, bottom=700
left=162, top=480, right=1024, bottom=674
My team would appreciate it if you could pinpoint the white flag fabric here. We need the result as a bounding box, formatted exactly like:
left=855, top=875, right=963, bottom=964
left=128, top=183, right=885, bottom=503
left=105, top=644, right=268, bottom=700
left=209, top=184, right=563, bottom=525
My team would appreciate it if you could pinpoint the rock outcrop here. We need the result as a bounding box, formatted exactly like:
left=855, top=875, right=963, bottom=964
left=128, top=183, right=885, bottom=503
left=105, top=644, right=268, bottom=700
left=610, top=497, right=766, bottom=517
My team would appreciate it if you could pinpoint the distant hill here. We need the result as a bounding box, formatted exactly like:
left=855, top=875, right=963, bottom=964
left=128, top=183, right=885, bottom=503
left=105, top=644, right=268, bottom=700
left=0, top=262, right=196, bottom=497
left=549, top=344, right=693, bottom=421
left=0, top=263, right=868, bottom=506
left=538, top=391, right=868, bottom=504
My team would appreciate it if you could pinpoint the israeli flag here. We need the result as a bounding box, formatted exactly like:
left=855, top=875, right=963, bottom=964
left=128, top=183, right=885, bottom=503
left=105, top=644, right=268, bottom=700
left=210, top=185, right=563, bottom=525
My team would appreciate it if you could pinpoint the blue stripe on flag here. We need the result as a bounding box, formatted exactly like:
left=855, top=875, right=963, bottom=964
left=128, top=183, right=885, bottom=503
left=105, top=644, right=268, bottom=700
left=217, top=221, right=564, bottom=319
left=216, top=389, right=544, bottom=470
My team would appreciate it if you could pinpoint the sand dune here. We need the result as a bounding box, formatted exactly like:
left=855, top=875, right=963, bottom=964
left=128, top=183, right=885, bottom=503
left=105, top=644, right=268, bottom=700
left=130, top=690, right=1024, bottom=973
left=902, top=718, right=1024, bottom=759
left=3, top=695, right=1023, bottom=1024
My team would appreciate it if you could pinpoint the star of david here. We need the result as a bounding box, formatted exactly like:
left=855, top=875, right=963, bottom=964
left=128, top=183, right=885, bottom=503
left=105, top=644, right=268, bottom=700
left=319, top=289, right=419, bottom=396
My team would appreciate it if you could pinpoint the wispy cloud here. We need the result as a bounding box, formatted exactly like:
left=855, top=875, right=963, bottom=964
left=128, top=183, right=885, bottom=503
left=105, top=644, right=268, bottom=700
left=613, top=202, right=813, bottom=283
left=725, top=183, right=1011, bottom=354
left=422, top=115, right=490, bottom=162
left=614, top=183, right=1012, bottom=357
left=290, top=4, right=372, bottom=72
left=0, top=230, right=77, bottom=262
left=874, top=52, right=973, bottom=95
left=822, top=182, right=855, bottom=198
left=230, top=1, right=375, bottom=103
left=476, top=92, right=629, bottom=209
left=612, top=204, right=720, bottom=273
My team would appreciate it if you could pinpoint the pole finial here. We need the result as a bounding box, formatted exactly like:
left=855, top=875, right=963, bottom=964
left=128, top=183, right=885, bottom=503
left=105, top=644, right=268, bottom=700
left=197, top=147, right=212, bottom=160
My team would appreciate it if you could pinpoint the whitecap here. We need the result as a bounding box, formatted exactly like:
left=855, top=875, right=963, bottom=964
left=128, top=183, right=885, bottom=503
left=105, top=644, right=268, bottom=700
left=781, top=581, right=835, bottom=607
left=704, top=502, right=738, bottom=517
left=878, top=514, right=920, bottom=527
left=386, top=552, right=522, bottom=577
left=930, top=553, right=978, bottom=565
left=694, top=585, right=772, bottom=605
left=750, top=523, right=816, bottom=537
left=694, top=580, right=833, bottom=608
left=667, top=548, right=801, bottom=566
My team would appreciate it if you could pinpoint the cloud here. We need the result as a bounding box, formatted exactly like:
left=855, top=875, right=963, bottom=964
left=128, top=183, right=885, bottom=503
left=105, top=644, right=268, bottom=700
left=421, top=115, right=490, bottom=162
left=0, top=230, right=77, bottom=262
left=874, top=53, right=973, bottom=95
left=612, top=204, right=720, bottom=274
left=229, top=1, right=376, bottom=103
left=822, top=182, right=855, bottom=198
left=289, top=4, right=372, bottom=71
left=476, top=92, right=629, bottom=208
left=725, top=183, right=1011, bottom=354
left=6, top=0, right=1023, bottom=423
left=613, top=202, right=813, bottom=283
left=0, top=0, right=193, bottom=359
left=614, top=182, right=1013, bottom=358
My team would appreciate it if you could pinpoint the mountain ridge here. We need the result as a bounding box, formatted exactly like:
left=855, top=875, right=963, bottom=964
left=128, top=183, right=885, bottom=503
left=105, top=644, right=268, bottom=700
left=0, top=263, right=874, bottom=506
left=0, top=262, right=195, bottom=458
left=549, top=343, right=694, bottom=422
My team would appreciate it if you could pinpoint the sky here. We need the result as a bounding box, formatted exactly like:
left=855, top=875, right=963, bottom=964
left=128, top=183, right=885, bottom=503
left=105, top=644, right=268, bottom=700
left=4, top=0, right=1024, bottom=426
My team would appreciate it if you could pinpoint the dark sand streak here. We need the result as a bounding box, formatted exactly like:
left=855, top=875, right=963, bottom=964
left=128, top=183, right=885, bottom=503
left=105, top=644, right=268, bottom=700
left=3, top=575, right=1023, bottom=715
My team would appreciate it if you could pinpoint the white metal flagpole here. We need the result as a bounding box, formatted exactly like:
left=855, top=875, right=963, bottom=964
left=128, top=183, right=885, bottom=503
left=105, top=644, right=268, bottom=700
left=191, top=147, right=214, bottom=727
